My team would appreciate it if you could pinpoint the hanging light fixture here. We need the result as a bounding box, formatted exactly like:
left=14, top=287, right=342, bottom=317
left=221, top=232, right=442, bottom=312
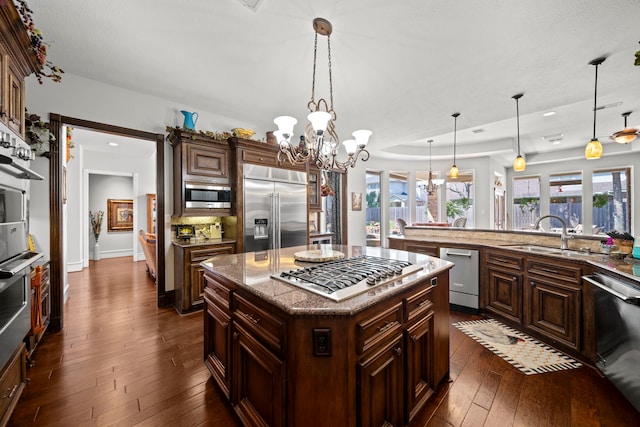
left=612, top=111, right=638, bottom=144
left=273, top=18, right=371, bottom=172
left=512, top=93, right=526, bottom=172
left=423, top=139, right=442, bottom=195
left=585, top=57, right=606, bottom=160
left=449, top=113, right=460, bottom=179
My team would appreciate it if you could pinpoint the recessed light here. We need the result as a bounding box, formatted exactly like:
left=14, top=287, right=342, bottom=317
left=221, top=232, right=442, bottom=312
left=542, top=133, right=563, bottom=140
left=543, top=111, right=556, bottom=117
left=108, top=142, right=119, bottom=147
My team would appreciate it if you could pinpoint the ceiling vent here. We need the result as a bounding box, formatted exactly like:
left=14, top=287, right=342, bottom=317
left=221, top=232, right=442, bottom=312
left=236, top=0, right=265, bottom=12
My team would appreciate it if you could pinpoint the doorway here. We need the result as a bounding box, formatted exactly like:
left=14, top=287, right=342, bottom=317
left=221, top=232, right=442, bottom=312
left=47, top=114, right=165, bottom=332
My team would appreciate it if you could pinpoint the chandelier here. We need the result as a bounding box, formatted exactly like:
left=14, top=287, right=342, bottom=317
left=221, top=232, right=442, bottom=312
left=423, top=139, right=444, bottom=195
left=273, top=18, right=372, bottom=172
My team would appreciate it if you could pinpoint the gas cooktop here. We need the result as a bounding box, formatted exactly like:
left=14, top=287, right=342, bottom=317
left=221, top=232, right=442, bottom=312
left=273, top=255, right=423, bottom=302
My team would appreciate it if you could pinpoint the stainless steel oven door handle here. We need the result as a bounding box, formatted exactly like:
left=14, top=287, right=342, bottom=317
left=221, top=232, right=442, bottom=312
left=583, top=275, right=640, bottom=306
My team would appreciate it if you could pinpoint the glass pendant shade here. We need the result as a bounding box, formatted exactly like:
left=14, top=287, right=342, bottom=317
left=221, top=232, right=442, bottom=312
left=352, top=129, right=372, bottom=147
left=273, top=116, right=297, bottom=141
left=585, top=138, right=603, bottom=159
left=307, top=111, right=332, bottom=133
left=513, top=155, right=526, bottom=171
left=512, top=93, right=525, bottom=172
left=342, top=139, right=357, bottom=154
left=449, top=165, right=459, bottom=179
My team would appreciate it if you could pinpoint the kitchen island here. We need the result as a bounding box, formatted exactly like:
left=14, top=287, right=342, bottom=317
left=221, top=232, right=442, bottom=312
left=201, top=245, right=453, bottom=427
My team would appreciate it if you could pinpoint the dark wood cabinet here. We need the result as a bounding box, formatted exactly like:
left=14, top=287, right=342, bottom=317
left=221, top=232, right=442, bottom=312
left=25, top=263, right=51, bottom=360
left=524, top=258, right=582, bottom=351
left=0, top=5, right=40, bottom=139
left=0, top=343, right=26, bottom=426
left=174, top=242, right=236, bottom=313
left=203, top=264, right=451, bottom=427
left=483, top=249, right=524, bottom=324
left=388, top=238, right=439, bottom=257
left=357, top=335, right=404, bottom=427
left=171, top=129, right=231, bottom=217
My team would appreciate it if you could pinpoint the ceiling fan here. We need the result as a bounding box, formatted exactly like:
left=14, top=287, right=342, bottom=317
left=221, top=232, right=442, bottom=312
left=609, top=111, right=639, bottom=144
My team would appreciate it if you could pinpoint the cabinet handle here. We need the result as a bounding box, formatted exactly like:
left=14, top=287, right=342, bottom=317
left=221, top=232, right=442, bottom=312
left=395, top=347, right=402, bottom=356
left=0, top=110, right=6, bottom=117
left=3, top=384, right=18, bottom=399
left=221, top=321, right=229, bottom=328
left=494, top=258, right=510, bottom=264
left=539, top=267, right=558, bottom=274
left=410, top=335, right=418, bottom=342
left=377, top=321, right=397, bottom=333
left=417, top=300, right=431, bottom=308
left=233, top=332, right=239, bottom=340
left=244, top=312, right=260, bottom=325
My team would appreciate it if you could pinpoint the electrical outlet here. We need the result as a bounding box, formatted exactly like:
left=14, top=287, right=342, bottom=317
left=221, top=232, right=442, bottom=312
left=312, top=328, right=332, bottom=357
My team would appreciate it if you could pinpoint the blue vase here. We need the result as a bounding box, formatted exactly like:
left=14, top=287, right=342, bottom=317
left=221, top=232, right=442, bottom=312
left=181, top=110, right=198, bottom=130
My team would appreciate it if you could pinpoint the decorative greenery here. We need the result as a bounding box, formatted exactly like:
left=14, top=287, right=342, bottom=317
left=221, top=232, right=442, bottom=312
left=636, top=41, right=640, bottom=66
left=166, top=126, right=233, bottom=145
left=90, top=211, right=104, bottom=242
left=14, top=0, right=64, bottom=83
left=25, top=111, right=55, bottom=155
left=593, top=193, right=608, bottom=208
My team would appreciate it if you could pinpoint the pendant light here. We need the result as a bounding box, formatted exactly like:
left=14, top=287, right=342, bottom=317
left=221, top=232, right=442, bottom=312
left=612, top=111, right=638, bottom=144
left=585, top=57, right=606, bottom=160
left=449, top=113, right=460, bottom=179
left=512, top=93, right=526, bottom=172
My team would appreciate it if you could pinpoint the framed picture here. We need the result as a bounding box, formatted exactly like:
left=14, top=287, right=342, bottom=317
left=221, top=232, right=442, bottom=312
left=107, top=199, right=134, bottom=232
left=352, top=192, right=362, bottom=211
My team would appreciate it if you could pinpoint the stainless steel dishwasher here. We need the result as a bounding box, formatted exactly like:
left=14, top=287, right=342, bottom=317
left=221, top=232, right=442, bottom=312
left=583, top=273, right=640, bottom=413
left=439, top=247, right=479, bottom=313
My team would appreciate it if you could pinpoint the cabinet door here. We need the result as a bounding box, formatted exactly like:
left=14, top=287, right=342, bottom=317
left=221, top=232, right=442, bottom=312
left=405, top=311, right=435, bottom=423
left=204, top=298, right=232, bottom=399
left=6, top=62, right=24, bottom=136
left=308, top=168, right=321, bottom=212
left=486, top=267, right=523, bottom=324
left=185, top=143, right=229, bottom=184
left=357, top=336, right=403, bottom=427
left=232, top=322, right=286, bottom=427
left=526, top=278, right=581, bottom=350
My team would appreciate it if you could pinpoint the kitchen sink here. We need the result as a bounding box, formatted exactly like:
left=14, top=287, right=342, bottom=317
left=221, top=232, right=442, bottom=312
left=506, top=245, right=592, bottom=257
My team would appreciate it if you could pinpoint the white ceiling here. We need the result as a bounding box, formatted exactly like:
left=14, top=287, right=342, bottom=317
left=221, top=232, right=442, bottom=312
left=29, top=0, right=640, bottom=165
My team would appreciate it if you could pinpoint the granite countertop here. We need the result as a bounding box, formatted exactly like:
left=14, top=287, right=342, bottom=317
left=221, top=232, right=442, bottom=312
left=200, top=244, right=453, bottom=316
left=172, top=238, right=236, bottom=248
left=390, top=235, right=640, bottom=284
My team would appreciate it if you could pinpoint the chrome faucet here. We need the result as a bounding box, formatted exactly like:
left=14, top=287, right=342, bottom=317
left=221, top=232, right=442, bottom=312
left=533, top=214, right=571, bottom=250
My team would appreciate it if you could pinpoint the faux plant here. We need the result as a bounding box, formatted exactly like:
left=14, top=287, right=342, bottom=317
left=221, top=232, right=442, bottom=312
left=90, top=211, right=104, bottom=242
left=25, top=111, right=55, bottom=155
left=14, top=0, right=64, bottom=83
left=636, top=42, right=640, bottom=66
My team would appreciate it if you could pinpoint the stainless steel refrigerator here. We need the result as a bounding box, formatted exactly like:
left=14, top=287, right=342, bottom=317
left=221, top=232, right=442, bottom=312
left=243, top=164, right=307, bottom=252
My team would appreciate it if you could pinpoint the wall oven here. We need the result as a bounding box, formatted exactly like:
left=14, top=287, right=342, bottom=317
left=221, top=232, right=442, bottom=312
left=184, top=183, right=231, bottom=209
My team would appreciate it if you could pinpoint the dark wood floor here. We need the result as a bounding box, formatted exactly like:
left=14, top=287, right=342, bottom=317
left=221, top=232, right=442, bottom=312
left=8, top=257, right=640, bottom=426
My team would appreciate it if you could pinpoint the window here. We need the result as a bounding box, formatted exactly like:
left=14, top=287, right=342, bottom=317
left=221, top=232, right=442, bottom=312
left=389, top=171, right=408, bottom=234
left=365, top=172, right=381, bottom=246
left=512, top=176, right=541, bottom=230
left=416, top=171, right=441, bottom=223
left=446, top=170, right=474, bottom=227
left=549, top=173, right=582, bottom=230
left=592, top=168, right=630, bottom=234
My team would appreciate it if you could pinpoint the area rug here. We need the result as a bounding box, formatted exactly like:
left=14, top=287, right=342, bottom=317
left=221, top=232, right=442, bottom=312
left=453, top=318, right=582, bottom=375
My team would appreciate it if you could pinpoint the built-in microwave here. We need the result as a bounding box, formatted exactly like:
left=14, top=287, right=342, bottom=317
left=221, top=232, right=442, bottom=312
left=185, top=183, right=231, bottom=209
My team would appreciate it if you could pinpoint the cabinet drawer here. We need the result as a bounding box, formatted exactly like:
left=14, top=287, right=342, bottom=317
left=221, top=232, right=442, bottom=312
left=405, top=243, right=439, bottom=257
left=204, top=273, right=232, bottom=310
left=190, top=245, right=235, bottom=263
left=527, top=259, right=581, bottom=284
left=486, top=250, right=524, bottom=270
left=0, top=344, right=25, bottom=422
left=357, top=302, right=403, bottom=355
left=404, top=286, right=434, bottom=324
left=233, top=294, right=286, bottom=354
left=242, top=149, right=279, bottom=167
